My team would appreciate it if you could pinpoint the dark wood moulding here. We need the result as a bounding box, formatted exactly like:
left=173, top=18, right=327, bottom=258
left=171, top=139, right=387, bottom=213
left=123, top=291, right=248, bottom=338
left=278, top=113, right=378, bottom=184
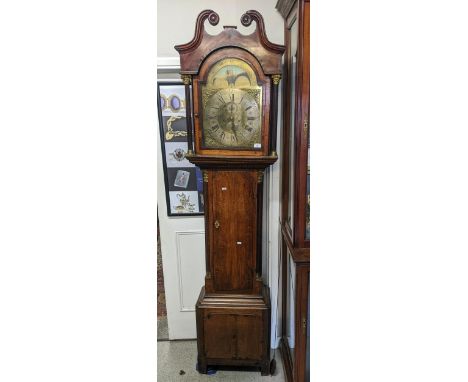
left=175, top=10, right=284, bottom=75
left=186, top=154, right=277, bottom=169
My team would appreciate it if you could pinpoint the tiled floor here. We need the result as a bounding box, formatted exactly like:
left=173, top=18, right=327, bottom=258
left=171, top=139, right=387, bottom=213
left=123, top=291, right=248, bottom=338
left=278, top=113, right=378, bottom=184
left=157, top=340, right=285, bottom=381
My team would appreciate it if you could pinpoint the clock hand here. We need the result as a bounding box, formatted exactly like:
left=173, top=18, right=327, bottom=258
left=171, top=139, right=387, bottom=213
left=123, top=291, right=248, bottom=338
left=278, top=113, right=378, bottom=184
left=228, top=115, right=238, bottom=141
left=231, top=126, right=238, bottom=142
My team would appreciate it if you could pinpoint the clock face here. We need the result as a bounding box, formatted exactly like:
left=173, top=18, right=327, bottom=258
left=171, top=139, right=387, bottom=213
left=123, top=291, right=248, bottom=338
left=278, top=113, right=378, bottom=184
left=201, top=58, right=263, bottom=149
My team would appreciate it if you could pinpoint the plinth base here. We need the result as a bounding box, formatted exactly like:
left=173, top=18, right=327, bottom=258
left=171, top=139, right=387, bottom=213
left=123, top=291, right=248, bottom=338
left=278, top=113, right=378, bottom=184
left=195, top=286, right=271, bottom=376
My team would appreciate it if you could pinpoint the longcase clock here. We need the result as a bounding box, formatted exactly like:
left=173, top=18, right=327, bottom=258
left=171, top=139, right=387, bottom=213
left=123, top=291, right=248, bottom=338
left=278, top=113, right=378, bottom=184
left=175, top=10, right=284, bottom=375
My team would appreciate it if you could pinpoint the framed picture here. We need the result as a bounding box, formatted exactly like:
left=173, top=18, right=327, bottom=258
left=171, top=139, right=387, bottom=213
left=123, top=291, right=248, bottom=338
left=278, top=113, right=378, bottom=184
left=158, top=81, right=204, bottom=216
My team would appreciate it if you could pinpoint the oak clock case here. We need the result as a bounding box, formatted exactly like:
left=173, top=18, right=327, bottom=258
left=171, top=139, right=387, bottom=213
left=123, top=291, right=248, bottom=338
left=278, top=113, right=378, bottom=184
left=174, top=10, right=284, bottom=376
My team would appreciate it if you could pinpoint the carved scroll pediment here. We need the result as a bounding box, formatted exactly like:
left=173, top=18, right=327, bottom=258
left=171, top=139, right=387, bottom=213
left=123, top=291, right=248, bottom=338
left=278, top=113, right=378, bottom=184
left=174, top=10, right=285, bottom=75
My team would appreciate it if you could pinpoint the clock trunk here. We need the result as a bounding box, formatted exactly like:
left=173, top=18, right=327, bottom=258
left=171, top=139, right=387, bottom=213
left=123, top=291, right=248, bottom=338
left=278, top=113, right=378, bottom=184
left=210, top=170, right=256, bottom=293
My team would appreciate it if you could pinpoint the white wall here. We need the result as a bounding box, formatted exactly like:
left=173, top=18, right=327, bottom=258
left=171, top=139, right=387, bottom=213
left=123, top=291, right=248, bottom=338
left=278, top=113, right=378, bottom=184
left=157, top=0, right=284, bottom=347
left=157, top=0, right=284, bottom=58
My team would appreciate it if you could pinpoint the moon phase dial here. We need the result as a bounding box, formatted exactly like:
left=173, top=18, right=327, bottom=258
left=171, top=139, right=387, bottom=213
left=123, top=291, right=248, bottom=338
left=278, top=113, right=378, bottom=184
left=203, top=88, right=261, bottom=148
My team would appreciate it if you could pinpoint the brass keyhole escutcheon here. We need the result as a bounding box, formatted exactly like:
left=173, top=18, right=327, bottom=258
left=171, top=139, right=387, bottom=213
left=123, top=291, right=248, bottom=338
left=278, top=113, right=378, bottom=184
left=214, top=220, right=220, bottom=229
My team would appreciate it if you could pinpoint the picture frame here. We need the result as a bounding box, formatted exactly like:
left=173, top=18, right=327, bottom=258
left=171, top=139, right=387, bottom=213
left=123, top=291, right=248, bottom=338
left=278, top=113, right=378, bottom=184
left=158, top=81, right=204, bottom=216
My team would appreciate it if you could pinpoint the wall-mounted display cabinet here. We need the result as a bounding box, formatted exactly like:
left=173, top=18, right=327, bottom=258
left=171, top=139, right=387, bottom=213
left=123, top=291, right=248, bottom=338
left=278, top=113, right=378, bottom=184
left=276, top=0, right=310, bottom=380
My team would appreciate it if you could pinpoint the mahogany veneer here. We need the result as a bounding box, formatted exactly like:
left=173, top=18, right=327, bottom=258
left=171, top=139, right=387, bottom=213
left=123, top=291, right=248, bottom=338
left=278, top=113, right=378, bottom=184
left=175, top=9, right=284, bottom=376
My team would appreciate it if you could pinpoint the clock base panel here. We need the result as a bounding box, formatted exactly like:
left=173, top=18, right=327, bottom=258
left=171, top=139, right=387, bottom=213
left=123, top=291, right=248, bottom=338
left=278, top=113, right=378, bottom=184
left=195, top=286, right=271, bottom=376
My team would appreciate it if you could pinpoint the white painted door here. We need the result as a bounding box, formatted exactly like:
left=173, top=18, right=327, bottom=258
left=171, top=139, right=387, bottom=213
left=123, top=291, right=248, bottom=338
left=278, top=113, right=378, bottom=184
left=157, top=60, right=206, bottom=339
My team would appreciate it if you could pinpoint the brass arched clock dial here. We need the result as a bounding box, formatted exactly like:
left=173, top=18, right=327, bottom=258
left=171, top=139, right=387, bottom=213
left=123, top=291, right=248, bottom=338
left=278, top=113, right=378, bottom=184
left=201, top=58, right=263, bottom=149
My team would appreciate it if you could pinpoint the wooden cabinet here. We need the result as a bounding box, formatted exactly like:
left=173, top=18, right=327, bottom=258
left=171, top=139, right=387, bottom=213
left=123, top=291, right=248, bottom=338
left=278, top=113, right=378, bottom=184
left=276, top=0, right=310, bottom=380
left=282, top=248, right=309, bottom=381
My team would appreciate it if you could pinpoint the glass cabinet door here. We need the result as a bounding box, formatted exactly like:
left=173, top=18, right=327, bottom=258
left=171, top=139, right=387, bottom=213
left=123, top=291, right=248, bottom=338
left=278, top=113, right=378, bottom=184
left=286, top=249, right=296, bottom=368
left=278, top=0, right=310, bottom=380
left=287, top=16, right=298, bottom=234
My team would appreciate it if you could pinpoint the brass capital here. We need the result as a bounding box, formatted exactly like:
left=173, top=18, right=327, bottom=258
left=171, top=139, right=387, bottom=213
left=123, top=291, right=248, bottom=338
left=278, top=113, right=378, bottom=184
left=272, top=74, right=281, bottom=85
left=257, top=170, right=264, bottom=183
left=180, top=74, right=191, bottom=85
left=203, top=171, right=208, bottom=183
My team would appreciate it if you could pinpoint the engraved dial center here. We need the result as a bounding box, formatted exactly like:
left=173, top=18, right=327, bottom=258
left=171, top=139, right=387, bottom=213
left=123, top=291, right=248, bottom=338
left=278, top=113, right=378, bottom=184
left=205, top=88, right=260, bottom=147
left=219, top=99, right=242, bottom=135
